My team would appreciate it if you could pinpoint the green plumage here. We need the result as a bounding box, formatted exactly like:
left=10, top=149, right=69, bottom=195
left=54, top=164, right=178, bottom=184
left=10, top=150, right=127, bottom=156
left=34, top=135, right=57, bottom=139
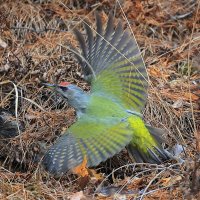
left=42, top=13, right=169, bottom=176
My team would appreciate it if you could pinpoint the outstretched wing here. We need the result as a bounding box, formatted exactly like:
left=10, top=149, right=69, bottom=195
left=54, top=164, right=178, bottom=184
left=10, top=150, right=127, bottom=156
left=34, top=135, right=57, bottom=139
left=73, top=13, right=148, bottom=112
left=43, top=111, right=132, bottom=176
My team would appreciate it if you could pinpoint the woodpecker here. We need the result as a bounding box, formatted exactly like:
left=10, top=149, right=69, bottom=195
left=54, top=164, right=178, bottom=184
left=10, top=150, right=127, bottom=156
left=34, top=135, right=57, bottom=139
left=42, top=13, right=170, bottom=176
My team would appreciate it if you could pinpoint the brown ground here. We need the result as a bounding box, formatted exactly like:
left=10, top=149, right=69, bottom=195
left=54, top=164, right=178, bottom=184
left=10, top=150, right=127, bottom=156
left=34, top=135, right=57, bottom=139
left=0, top=0, right=199, bottom=199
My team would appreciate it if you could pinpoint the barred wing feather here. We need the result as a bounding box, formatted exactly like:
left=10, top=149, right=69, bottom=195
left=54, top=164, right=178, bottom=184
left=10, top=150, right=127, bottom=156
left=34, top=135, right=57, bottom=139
left=43, top=115, right=132, bottom=175
left=73, top=13, right=148, bottom=112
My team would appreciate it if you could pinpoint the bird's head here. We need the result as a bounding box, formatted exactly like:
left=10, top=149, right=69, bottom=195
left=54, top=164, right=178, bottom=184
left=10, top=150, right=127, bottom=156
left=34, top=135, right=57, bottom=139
left=43, top=81, right=89, bottom=116
left=43, top=81, right=85, bottom=100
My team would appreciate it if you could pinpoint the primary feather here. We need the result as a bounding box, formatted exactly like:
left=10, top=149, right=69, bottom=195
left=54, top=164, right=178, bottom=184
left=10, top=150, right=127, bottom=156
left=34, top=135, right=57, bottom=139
left=73, top=13, right=148, bottom=112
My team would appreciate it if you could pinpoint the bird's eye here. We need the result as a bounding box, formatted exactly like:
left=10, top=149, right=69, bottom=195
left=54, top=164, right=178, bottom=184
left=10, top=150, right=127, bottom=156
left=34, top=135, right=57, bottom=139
left=59, top=86, right=68, bottom=92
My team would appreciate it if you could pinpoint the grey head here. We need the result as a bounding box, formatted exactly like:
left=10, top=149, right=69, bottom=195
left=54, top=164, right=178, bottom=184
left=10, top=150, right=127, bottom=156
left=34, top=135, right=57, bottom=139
left=43, top=82, right=90, bottom=117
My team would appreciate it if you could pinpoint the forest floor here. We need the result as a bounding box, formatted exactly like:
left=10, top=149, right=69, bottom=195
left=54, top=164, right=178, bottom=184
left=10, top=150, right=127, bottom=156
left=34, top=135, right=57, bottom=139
left=0, top=0, right=199, bottom=199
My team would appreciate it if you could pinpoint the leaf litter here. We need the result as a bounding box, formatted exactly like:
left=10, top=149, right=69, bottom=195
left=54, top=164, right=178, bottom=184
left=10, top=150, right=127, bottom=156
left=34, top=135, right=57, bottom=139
left=0, top=0, right=199, bottom=199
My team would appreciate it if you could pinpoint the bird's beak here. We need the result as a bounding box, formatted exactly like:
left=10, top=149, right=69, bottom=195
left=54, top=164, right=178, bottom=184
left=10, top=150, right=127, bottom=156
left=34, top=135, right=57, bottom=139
left=42, top=83, right=57, bottom=89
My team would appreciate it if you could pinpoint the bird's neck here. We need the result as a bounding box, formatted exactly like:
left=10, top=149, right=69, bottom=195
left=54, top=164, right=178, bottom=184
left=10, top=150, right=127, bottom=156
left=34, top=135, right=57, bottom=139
left=68, top=91, right=90, bottom=118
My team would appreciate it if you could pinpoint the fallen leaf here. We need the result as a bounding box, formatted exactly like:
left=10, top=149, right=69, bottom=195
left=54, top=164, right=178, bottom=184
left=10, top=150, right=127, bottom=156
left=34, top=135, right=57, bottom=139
left=69, top=191, right=86, bottom=200
left=0, top=38, right=7, bottom=48
left=0, top=64, right=10, bottom=72
left=172, top=99, right=183, bottom=108
left=146, top=18, right=163, bottom=26
left=161, top=89, right=199, bottom=101
left=161, top=175, right=182, bottom=187
left=89, top=169, right=104, bottom=181
left=183, top=92, right=199, bottom=101
left=148, top=67, right=169, bottom=79
left=72, top=156, right=89, bottom=177
left=161, top=177, right=171, bottom=186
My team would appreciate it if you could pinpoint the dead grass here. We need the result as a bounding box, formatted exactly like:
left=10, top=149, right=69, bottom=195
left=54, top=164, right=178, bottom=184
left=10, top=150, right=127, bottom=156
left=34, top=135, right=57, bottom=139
left=0, top=0, right=199, bottom=199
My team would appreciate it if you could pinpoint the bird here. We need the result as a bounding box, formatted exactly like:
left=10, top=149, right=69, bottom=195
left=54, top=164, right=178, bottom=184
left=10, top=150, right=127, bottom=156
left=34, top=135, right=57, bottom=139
left=42, top=13, right=170, bottom=176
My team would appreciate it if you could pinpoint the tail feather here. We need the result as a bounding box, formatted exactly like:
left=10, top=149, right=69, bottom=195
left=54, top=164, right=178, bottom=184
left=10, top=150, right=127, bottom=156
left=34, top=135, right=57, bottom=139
left=154, top=146, right=169, bottom=160
left=146, top=125, right=165, bottom=143
left=127, top=145, right=151, bottom=163
left=148, top=148, right=162, bottom=163
left=127, top=125, right=170, bottom=164
left=127, top=145, right=162, bottom=164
